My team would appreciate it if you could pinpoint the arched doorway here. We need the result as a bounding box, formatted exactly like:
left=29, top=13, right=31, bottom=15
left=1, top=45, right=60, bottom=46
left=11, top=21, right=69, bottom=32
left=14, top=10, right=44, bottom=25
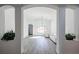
left=21, top=5, right=58, bottom=54
left=0, top=5, right=15, bottom=38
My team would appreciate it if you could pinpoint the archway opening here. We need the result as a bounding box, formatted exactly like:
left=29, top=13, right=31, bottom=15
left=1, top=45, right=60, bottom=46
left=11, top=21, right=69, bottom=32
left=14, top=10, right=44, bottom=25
left=21, top=6, right=57, bottom=54
left=4, top=7, right=15, bottom=33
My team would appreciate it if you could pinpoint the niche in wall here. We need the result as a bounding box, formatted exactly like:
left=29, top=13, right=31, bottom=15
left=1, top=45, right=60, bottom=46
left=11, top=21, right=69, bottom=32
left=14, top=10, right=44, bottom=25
left=0, top=6, right=15, bottom=41
left=65, top=8, right=75, bottom=34
left=65, top=7, right=76, bottom=40
left=4, top=6, right=15, bottom=32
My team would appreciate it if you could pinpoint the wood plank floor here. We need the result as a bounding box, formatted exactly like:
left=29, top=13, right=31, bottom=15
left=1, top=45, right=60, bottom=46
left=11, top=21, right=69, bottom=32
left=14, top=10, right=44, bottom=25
left=21, top=36, right=56, bottom=54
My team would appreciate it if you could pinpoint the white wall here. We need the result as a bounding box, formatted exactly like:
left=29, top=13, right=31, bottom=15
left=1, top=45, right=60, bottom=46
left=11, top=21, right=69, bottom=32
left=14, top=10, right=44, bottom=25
left=23, top=7, right=57, bottom=38
left=28, top=18, right=51, bottom=36
left=65, top=8, right=75, bottom=34
left=74, top=8, right=79, bottom=40
left=0, top=7, right=5, bottom=39
left=4, top=7, right=15, bottom=32
left=50, top=10, right=57, bottom=36
left=23, top=10, right=29, bottom=38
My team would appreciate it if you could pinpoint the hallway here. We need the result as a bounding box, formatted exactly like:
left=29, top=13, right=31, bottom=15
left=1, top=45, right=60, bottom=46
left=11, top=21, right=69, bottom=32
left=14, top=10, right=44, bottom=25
left=21, top=36, right=56, bottom=54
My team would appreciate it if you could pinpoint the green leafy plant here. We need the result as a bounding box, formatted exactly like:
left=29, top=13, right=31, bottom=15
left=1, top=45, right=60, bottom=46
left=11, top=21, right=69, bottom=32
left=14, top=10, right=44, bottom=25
left=65, top=33, right=76, bottom=40
left=1, top=30, right=15, bottom=41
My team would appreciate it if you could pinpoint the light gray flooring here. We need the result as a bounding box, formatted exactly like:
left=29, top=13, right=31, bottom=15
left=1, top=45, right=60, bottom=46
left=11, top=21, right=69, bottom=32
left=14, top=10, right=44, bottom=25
left=0, top=39, right=20, bottom=54
left=21, top=36, right=56, bottom=54
left=64, top=40, right=79, bottom=54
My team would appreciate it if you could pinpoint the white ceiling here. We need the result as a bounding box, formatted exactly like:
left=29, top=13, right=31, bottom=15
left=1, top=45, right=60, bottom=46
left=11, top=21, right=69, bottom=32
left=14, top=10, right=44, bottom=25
left=23, top=7, right=57, bottom=21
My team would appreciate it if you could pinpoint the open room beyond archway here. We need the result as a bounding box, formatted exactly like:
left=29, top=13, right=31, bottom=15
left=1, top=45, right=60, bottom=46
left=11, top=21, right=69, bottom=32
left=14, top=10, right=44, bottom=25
left=23, top=7, right=57, bottom=38
left=21, top=5, right=57, bottom=54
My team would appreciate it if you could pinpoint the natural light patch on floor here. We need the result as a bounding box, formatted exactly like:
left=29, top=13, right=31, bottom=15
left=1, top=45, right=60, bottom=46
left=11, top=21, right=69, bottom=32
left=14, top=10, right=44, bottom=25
left=30, top=36, right=48, bottom=48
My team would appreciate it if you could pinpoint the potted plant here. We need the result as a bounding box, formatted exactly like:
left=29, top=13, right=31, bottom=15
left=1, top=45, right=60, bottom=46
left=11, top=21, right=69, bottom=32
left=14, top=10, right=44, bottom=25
left=65, top=33, right=76, bottom=40
left=1, top=30, right=15, bottom=41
